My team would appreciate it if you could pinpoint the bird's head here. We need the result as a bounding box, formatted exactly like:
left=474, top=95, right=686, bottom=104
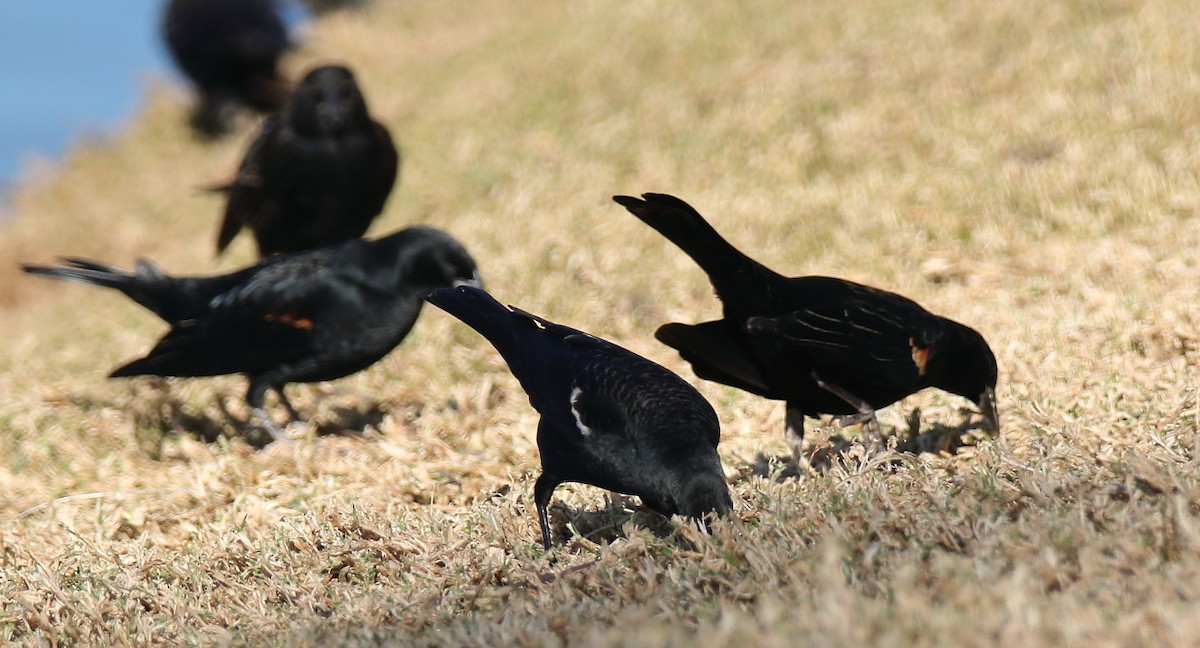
left=936, top=321, right=1000, bottom=435
left=289, top=64, right=370, bottom=135
left=672, top=471, right=733, bottom=525
left=378, top=226, right=482, bottom=295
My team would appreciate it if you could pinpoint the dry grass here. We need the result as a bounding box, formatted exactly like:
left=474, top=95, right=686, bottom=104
left=2, top=0, right=1200, bottom=644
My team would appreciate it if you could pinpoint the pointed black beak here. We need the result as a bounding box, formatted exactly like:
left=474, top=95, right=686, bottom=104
left=979, top=386, right=999, bottom=435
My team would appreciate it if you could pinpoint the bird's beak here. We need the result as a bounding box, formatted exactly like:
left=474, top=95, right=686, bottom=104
left=978, top=386, right=999, bottom=435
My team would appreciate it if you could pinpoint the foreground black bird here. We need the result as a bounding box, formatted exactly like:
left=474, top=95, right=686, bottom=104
left=613, top=193, right=998, bottom=465
left=426, top=286, right=732, bottom=550
left=213, top=65, right=400, bottom=258
left=162, top=0, right=291, bottom=136
left=22, top=227, right=480, bottom=441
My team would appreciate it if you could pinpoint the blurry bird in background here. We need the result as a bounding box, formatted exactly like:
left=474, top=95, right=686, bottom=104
left=23, top=227, right=480, bottom=442
left=162, top=0, right=291, bottom=136
left=614, top=193, right=998, bottom=467
left=300, top=0, right=373, bottom=15
left=427, top=285, right=732, bottom=550
left=213, top=65, right=400, bottom=258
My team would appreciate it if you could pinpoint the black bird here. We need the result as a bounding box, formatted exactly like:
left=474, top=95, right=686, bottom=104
left=426, top=286, right=732, bottom=550
left=213, top=64, right=400, bottom=258
left=162, top=0, right=291, bottom=136
left=613, top=193, right=998, bottom=465
left=22, top=227, right=480, bottom=441
left=301, top=0, right=371, bottom=14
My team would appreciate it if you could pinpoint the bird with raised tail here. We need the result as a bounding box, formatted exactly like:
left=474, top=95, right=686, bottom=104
left=613, top=192, right=998, bottom=467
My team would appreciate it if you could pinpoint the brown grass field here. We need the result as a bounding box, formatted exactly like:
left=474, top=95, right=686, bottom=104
left=2, top=0, right=1200, bottom=644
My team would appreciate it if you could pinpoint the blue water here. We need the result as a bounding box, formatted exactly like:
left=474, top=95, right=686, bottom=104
left=0, top=1, right=169, bottom=194
left=0, top=1, right=309, bottom=200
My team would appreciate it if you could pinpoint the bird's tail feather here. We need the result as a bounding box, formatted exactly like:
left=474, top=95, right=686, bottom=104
left=22, top=256, right=173, bottom=319
left=21, top=257, right=140, bottom=292
left=612, top=193, right=767, bottom=280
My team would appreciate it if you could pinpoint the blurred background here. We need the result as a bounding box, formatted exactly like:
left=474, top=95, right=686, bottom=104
left=0, top=0, right=307, bottom=204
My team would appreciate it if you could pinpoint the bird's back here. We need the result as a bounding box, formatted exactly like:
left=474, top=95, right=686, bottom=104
left=427, top=287, right=725, bottom=511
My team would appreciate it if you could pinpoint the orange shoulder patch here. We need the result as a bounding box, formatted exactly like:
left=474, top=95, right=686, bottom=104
left=266, top=311, right=315, bottom=330
left=909, top=337, right=930, bottom=375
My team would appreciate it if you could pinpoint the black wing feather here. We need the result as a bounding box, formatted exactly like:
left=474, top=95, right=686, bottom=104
left=747, top=296, right=944, bottom=387
left=216, top=115, right=282, bottom=252
left=111, top=252, right=361, bottom=377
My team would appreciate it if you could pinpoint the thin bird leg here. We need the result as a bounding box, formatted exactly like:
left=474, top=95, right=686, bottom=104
left=274, top=386, right=301, bottom=423
left=833, top=411, right=876, bottom=427
left=247, top=383, right=292, bottom=445
left=534, top=472, right=560, bottom=551
left=810, top=370, right=883, bottom=444
left=785, top=405, right=807, bottom=469
left=906, top=408, right=922, bottom=439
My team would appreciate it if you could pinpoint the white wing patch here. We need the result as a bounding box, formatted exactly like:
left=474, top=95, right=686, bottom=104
left=569, top=387, right=592, bottom=437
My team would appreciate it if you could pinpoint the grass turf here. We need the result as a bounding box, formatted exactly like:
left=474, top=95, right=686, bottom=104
left=1, top=0, right=1199, bottom=644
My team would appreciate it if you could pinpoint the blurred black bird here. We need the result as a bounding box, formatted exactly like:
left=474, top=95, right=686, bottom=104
left=426, top=286, right=732, bottom=550
left=22, top=227, right=480, bottom=441
left=213, top=64, right=400, bottom=258
left=613, top=193, right=998, bottom=465
left=162, top=0, right=291, bottom=136
left=301, top=0, right=371, bottom=15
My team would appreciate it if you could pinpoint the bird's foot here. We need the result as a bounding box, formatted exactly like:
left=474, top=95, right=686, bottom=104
left=785, top=407, right=811, bottom=473
left=861, top=415, right=885, bottom=449
left=251, top=407, right=294, bottom=445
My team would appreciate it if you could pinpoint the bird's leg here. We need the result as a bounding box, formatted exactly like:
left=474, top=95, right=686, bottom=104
left=906, top=408, right=922, bottom=439
left=810, top=370, right=883, bottom=445
left=833, top=411, right=876, bottom=427
left=534, top=472, right=560, bottom=551
left=785, top=405, right=808, bottom=470
left=274, top=386, right=301, bottom=424
left=247, top=383, right=292, bottom=445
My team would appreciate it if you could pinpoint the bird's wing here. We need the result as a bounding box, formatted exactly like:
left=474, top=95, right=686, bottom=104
left=110, top=253, right=355, bottom=377
left=215, top=115, right=282, bottom=253
left=560, top=376, right=631, bottom=442
left=495, top=306, right=638, bottom=440
left=655, top=320, right=778, bottom=398
left=364, top=122, right=400, bottom=216
left=746, top=293, right=944, bottom=386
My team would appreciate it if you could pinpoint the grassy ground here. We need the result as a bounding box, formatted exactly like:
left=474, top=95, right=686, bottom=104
left=2, top=0, right=1200, bottom=644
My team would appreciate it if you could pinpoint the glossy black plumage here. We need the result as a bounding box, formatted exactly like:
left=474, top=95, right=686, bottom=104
left=214, top=65, right=400, bottom=258
left=426, top=286, right=732, bottom=550
left=613, top=193, right=999, bottom=464
left=22, top=227, right=480, bottom=440
left=162, top=0, right=290, bottom=136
